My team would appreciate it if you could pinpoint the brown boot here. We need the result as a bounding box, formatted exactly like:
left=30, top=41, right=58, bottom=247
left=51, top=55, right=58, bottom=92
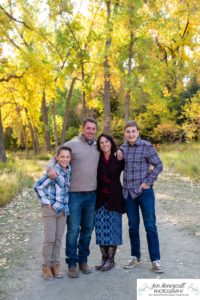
left=51, top=264, right=64, bottom=278
left=68, top=266, right=79, bottom=278
left=79, top=263, right=92, bottom=274
left=101, top=246, right=117, bottom=271
left=42, top=265, right=54, bottom=280
left=95, top=246, right=108, bottom=270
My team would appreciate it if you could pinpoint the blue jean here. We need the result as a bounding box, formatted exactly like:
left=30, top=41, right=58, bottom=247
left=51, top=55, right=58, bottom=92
left=66, top=191, right=96, bottom=267
left=125, top=188, right=160, bottom=262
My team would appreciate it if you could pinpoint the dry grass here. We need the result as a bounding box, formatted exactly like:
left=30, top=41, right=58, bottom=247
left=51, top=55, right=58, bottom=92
left=159, top=142, right=200, bottom=181
left=0, top=154, right=45, bottom=207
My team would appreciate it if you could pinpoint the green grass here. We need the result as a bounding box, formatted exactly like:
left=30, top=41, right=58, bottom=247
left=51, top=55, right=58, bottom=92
left=159, top=142, right=200, bottom=181
left=0, top=153, right=45, bottom=207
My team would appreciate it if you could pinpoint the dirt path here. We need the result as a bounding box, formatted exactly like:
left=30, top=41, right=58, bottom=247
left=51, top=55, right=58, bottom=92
left=0, top=171, right=200, bottom=300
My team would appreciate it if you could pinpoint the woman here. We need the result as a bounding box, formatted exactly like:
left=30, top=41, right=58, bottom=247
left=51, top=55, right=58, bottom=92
left=95, top=133, right=125, bottom=271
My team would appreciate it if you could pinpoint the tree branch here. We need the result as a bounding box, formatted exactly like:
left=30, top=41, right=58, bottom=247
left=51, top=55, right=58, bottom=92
left=0, top=4, right=32, bottom=30
left=3, top=31, right=24, bottom=52
left=0, top=68, right=28, bottom=82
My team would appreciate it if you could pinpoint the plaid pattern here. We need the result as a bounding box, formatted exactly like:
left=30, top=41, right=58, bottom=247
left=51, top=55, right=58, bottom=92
left=120, top=138, right=163, bottom=199
left=34, top=163, right=71, bottom=215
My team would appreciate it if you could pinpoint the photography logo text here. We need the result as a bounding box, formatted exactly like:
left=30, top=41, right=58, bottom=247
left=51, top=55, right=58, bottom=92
left=137, top=279, right=200, bottom=300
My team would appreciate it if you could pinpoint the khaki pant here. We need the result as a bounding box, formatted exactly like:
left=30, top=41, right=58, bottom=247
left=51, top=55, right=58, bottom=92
left=42, top=206, right=66, bottom=266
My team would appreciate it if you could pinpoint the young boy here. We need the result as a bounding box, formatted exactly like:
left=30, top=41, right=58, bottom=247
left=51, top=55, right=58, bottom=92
left=120, top=121, right=164, bottom=273
left=34, top=145, right=72, bottom=280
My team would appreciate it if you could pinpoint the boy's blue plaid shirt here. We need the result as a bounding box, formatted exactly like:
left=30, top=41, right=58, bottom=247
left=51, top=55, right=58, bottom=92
left=120, top=137, right=163, bottom=199
left=34, top=163, right=71, bottom=215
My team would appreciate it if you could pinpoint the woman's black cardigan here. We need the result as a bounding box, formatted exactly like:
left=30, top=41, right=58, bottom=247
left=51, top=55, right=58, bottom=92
left=96, top=154, right=125, bottom=213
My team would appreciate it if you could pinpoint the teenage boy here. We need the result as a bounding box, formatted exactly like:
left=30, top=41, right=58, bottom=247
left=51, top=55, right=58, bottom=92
left=121, top=121, right=164, bottom=273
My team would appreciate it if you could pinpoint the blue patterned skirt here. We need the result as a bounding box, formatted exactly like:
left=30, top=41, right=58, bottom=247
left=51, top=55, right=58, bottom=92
left=95, top=206, right=122, bottom=245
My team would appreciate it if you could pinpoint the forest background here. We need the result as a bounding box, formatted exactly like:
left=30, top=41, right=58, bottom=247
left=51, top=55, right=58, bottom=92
left=0, top=0, right=200, bottom=205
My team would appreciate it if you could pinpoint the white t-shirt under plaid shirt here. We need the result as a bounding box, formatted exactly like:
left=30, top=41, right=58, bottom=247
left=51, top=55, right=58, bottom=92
left=34, top=163, right=71, bottom=215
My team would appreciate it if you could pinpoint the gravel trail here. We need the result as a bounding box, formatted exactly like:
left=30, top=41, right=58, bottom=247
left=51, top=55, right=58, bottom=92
left=0, top=171, right=200, bottom=300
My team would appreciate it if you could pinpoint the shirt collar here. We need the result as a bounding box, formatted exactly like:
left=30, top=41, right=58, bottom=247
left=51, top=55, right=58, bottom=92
left=55, top=162, right=69, bottom=175
left=80, top=134, right=95, bottom=145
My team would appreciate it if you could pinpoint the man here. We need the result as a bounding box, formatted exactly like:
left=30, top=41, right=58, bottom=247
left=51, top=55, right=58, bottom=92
left=121, top=121, right=164, bottom=273
left=47, top=117, right=99, bottom=278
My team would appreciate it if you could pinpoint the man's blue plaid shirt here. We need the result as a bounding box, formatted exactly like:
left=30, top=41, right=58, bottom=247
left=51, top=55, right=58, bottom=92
left=120, top=137, right=163, bottom=199
left=34, top=163, right=71, bottom=215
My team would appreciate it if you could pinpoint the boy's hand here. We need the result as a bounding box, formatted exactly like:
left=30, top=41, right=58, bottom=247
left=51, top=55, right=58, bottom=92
left=140, top=182, right=150, bottom=190
left=47, top=168, right=59, bottom=179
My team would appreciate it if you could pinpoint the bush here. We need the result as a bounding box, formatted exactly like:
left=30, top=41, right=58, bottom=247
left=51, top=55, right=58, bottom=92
left=153, top=122, right=183, bottom=142
left=181, top=91, right=200, bottom=141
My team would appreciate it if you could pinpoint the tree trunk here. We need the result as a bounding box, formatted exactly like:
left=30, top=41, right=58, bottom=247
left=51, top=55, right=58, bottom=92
left=125, top=36, right=133, bottom=122
left=41, top=91, right=51, bottom=152
left=81, top=65, right=87, bottom=120
left=125, top=4, right=134, bottom=123
left=34, top=126, right=40, bottom=153
left=0, top=105, right=7, bottom=162
left=15, top=105, right=28, bottom=152
left=61, top=77, right=76, bottom=144
left=51, top=100, right=59, bottom=148
left=125, top=90, right=131, bottom=123
left=103, top=1, right=112, bottom=134
left=24, top=108, right=38, bottom=154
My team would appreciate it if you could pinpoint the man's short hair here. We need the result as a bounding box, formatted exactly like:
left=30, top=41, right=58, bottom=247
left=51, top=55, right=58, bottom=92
left=124, top=121, right=140, bottom=131
left=83, top=117, right=97, bottom=127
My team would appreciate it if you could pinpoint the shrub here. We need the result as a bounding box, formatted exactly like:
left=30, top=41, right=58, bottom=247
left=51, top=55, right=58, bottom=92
left=153, top=122, right=182, bottom=142
left=181, top=91, right=200, bottom=141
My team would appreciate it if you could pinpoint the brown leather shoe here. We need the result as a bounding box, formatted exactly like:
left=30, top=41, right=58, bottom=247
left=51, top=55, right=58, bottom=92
left=51, top=265, right=64, bottom=278
left=42, top=265, right=54, bottom=281
left=79, top=263, right=92, bottom=274
left=152, top=260, right=164, bottom=273
left=68, top=266, right=79, bottom=278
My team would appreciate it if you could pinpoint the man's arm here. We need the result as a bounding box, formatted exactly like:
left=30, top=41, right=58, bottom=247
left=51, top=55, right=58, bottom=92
left=47, top=157, right=59, bottom=179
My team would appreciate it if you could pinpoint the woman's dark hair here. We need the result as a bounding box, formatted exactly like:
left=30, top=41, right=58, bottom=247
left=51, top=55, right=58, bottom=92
left=97, top=133, right=117, bottom=154
left=56, top=145, right=72, bottom=156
